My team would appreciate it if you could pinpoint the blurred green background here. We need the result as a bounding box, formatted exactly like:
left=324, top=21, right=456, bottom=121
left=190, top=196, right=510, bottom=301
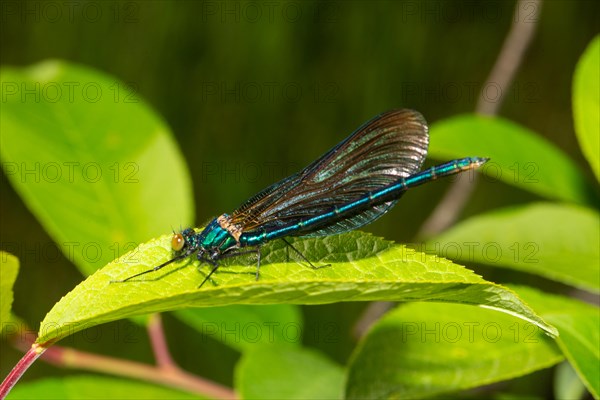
left=1, top=0, right=598, bottom=392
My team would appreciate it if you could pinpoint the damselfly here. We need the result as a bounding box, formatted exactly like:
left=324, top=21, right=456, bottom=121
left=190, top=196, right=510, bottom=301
left=115, top=109, right=488, bottom=288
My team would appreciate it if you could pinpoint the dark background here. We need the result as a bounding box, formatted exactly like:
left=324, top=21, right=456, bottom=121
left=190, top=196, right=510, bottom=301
left=1, top=0, right=598, bottom=392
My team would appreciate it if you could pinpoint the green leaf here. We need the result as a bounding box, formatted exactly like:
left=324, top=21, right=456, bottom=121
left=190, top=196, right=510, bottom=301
left=429, top=203, right=600, bottom=293
left=1, top=252, right=19, bottom=327
left=0, top=60, right=194, bottom=275
left=511, top=285, right=600, bottom=399
left=573, top=35, right=600, bottom=181
left=36, top=231, right=557, bottom=345
left=235, top=346, right=344, bottom=399
left=346, top=302, right=563, bottom=399
left=429, top=115, right=594, bottom=204
left=174, top=304, right=303, bottom=351
left=7, top=375, right=202, bottom=399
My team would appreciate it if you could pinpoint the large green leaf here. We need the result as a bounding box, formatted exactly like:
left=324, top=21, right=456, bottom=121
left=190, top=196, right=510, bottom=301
left=0, top=252, right=19, bottom=327
left=174, top=304, right=303, bottom=351
left=573, top=35, right=600, bottom=181
left=429, top=203, right=600, bottom=293
left=235, top=346, right=344, bottom=399
left=429, top=115, right=594, bottom=204
left=346, top=302, right=563, bottom=399
left=0, top=60, right=193, bottom=275
left=36, top=231, right=557, bottom=345
left=7, top=375, right=201, bottom=399
left=512, top=285, right=600, bottom=399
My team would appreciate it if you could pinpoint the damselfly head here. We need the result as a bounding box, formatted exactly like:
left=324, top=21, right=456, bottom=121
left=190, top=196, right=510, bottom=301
left=171, top=233, right=185, bottom=251
left=171, top=228, right=196, bottom=252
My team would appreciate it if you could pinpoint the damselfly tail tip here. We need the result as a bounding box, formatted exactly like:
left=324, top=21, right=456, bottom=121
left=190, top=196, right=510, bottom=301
left=472, top=157, right=490, bottom=167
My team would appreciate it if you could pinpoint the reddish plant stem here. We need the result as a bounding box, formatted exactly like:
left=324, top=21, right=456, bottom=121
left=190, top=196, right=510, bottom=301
left=5, top=332, right=236, bottom=399
left=147, top=313, right=179, bottom=370
left=0, top=344, right=46, bottom=399
left=42, top=345, right=235, bottom=399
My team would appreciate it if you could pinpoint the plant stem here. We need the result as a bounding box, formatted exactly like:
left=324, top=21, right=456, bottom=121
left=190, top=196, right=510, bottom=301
left=417, top=0, right=543, bottom=238
left=476, top=0, right=543, bottom=115
left=147, top=313, right=179, bottom=370
left=354, top=0, right=544, bottom=338
left=0, top=344, right=45, bottom=399
left=42, top=345, right=236, bottom=399
left=6, top=331, right=236, bottom=399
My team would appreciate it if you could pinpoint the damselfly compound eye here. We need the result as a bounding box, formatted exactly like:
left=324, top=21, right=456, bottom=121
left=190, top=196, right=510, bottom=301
left=171, top=233, right=185, bottom=251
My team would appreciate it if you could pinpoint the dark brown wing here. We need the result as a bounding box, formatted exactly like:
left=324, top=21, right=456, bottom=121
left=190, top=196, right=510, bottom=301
left=229, top=109, right=429, bottom=236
